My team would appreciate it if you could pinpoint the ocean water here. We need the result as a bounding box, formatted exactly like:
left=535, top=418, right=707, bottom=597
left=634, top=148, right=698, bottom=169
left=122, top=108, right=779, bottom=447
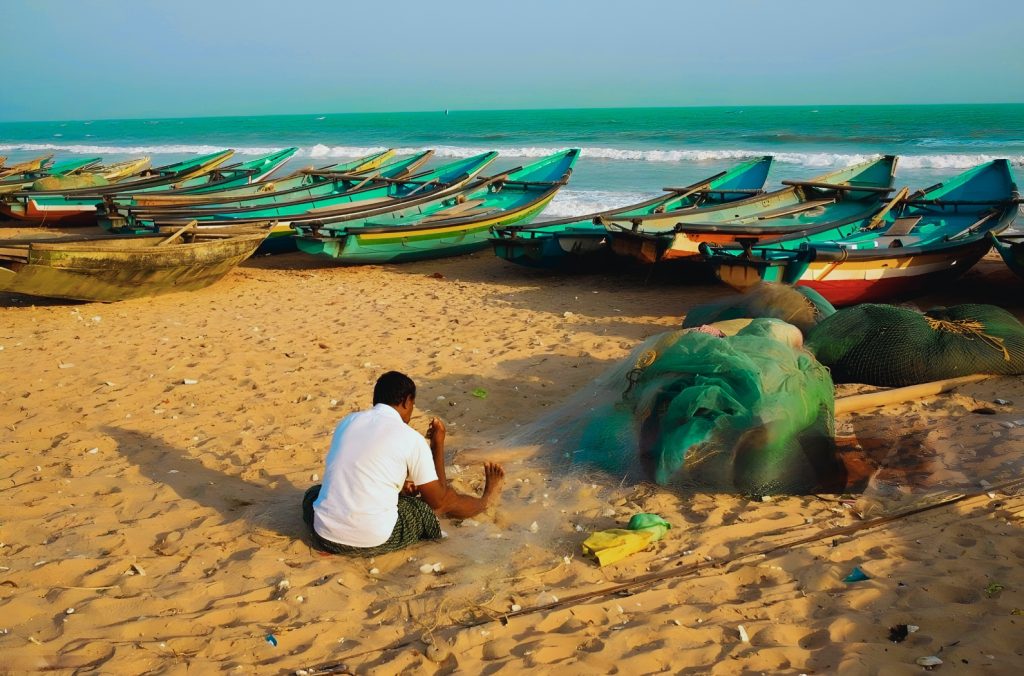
left=2, top=105, right=1022, bottom=218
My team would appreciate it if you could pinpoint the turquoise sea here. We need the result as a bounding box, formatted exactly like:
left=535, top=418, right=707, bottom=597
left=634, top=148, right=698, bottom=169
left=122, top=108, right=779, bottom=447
left=2, top=105, right=1022, bottom=217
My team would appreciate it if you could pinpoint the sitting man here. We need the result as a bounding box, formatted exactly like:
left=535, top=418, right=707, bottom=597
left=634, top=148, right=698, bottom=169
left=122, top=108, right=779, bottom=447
left=302, top=371, right=505, bottom=556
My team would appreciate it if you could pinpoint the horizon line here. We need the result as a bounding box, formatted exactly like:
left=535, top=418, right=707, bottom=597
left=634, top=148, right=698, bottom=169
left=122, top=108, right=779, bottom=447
left=2, top=101, right=1023, bottom=125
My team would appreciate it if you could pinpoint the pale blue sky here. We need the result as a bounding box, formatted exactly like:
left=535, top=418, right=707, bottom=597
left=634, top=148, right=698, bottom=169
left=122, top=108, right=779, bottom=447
left=2, top=0, right=1022, bottom=121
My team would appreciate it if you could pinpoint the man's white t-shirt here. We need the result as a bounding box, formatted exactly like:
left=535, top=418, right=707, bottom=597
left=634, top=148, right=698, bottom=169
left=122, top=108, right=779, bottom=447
left=312, top=404, right=438, bottom=547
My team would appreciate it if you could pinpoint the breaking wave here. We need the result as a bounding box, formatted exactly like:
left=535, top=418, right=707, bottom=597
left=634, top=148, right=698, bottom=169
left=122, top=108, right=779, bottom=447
left=3, top=142, right=1022, bottom=170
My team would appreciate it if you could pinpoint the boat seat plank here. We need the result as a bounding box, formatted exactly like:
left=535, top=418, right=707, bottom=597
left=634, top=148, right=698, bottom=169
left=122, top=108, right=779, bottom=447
left=754, top=199, right=835, bottom=221
left=884, top=216, right=922, bottom=236
left=420, top=199, right=487, bottom=220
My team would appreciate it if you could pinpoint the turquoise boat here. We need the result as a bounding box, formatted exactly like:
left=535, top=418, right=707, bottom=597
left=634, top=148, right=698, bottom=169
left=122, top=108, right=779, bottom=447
left=702, top=160, right=1020, bottom=305
left=117, top=151, right=433, bottom=217
left=106, top=152, right=501, bottom=254
left=143, top=147, right=298, bottom=195
left=106, top=152, right=498, bottom=229
left=294, top=149, right=580, bottom=264
left=489, top=156, right=773, bottom=269
left=990, top=233, right=1024, bottom=280
left=605, top=156, right=898, bottom=263
left=0, top=149, right=236, bottom=224
left=123, top=149, right=400, bottom=208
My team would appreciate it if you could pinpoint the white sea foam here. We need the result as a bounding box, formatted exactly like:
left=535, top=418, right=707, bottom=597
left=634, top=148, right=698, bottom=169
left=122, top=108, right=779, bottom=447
left=3, top=141, right=1022, bottom=170
left=540, top=189, right=654, bottom=218
left=0, top=142, right=285, bottom=156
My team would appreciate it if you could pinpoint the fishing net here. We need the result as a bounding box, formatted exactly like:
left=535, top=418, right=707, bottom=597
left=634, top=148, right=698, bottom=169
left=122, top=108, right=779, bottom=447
left=682, top=283, right=836, bottom=335
left=806, top=303, right=1024, bottom=387
left=31, top=174, right=109, bottom=191
left=505, top=319, right=839, bottom=495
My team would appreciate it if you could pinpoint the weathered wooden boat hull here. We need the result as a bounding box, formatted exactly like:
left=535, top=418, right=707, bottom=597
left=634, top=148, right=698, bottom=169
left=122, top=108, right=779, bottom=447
left=0, top=231, right=266, bottom=302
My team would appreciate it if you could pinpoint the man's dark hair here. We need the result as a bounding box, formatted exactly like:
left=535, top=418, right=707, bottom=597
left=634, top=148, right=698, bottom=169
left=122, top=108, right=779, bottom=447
left=373, top=371, right=416, bottom=406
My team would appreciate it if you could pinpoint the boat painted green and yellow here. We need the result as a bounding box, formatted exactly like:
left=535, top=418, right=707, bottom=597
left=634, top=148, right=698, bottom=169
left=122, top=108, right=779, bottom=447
left=124, top=150, right=396, bottom=207
left=0, top=149, right=237, bottom=224
left=703, top=160, right=1020, bottom=305
left=294, top=149, right=580, bottom=264
left=606, top=156, right=898, bottom=263
left=489, top=156, right=774, bottom=269
left=118, top=151, right=432, bottom=215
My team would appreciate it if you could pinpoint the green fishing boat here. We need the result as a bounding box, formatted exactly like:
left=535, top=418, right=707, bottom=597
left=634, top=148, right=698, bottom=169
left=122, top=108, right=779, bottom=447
left=605, top=156, right=898, bottom=264
left=294, top=149, right=579, bottom=264
left=124, top=150, right=396, bottom=207
left=0, top=223, right=267, bottom=302
left=0, top=149, right=236, bottom=224
left=116, top=150, right=432, bottom=216
left=702, top=160, right=1020, bottom=305
left=143, top=147, right=298, bottom=195
left=489, top=156, right=774, bottom=269
left=105, top=153, right=501, bottom=254
left=990, top=233, right=1024, bottom=280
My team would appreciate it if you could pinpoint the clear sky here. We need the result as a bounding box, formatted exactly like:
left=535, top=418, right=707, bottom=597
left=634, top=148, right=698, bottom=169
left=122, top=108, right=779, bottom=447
left=2, top=0, right=1022, bottom=121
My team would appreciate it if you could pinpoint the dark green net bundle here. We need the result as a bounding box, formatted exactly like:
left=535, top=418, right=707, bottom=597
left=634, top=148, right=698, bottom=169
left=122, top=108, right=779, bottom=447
left=807, top=303, right=1024, bottom=386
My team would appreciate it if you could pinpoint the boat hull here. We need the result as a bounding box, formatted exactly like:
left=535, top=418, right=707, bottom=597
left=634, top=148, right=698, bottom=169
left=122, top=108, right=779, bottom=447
left=0, top=233, right=265, bottom=302
left=992, top=234, right=1024, bottom=279
left=715, top=237, right=994, bottom=306
left=490, top=230, right=610, bottom=269
left=299, top=195, right=557, bottom=264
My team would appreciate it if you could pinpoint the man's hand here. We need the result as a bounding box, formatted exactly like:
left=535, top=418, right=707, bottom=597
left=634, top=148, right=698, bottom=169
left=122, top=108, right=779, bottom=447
left=427, top=417, right=446, bottom=447
left=401, top=481, right=418, bottom=497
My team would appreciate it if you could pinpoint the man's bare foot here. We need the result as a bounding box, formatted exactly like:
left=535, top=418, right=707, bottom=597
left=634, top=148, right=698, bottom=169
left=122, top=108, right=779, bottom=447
left=482, top=462, right=505, bottom=503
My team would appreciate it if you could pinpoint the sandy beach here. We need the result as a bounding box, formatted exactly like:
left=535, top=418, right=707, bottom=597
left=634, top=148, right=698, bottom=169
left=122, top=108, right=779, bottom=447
left=2, top=225, right=1023, bottom=675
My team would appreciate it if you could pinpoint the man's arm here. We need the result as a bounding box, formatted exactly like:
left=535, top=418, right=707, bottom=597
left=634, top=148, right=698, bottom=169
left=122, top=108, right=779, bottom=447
left=417, top=462, right=505, bottom=519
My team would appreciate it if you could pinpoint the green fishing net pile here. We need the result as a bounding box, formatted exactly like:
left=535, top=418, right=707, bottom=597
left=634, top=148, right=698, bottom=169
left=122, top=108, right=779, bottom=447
left=806, top=303, right=1024, bottom=386
left=683, top=283, right=836, bottom=335
left=576, top=319, right=838, bottom=494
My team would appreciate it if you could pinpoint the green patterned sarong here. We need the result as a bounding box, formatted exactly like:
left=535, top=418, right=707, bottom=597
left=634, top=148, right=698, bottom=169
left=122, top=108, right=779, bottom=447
left=302, top=485, right=441, bottom=556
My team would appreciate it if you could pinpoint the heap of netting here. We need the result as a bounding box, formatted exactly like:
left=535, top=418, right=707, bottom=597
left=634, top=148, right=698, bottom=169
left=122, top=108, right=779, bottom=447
left=807, top=303, right=1024, bottom=386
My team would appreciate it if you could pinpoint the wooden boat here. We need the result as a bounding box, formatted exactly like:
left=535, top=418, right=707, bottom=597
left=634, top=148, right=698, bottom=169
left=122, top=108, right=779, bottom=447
left=0, top=156, right=104, bottom=192
left=0, top=154, right=53, bottom=180
left=123, top=150, right=396, bottom=207
left=118, top=150, right=432, bottom=213
left=109, top=152, right=499, bottom=228
left=95, top=157, right=152, bottom=182
left=605, top=156, right=898, bottom=264
left=990, top=233, right=1024, bottom=280
left=0, top=149, right=236, bottom=224
left=294, top=149, right=579, bottom=264
left=489, top=156, right=773, bottom=269
left=103, top=152, right=499, bottom=254
left=0, top=223, right=267, bottom=302
left=144, top=147, right=297, bottom=195
left=703, top=160, right=1020, bottom=305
